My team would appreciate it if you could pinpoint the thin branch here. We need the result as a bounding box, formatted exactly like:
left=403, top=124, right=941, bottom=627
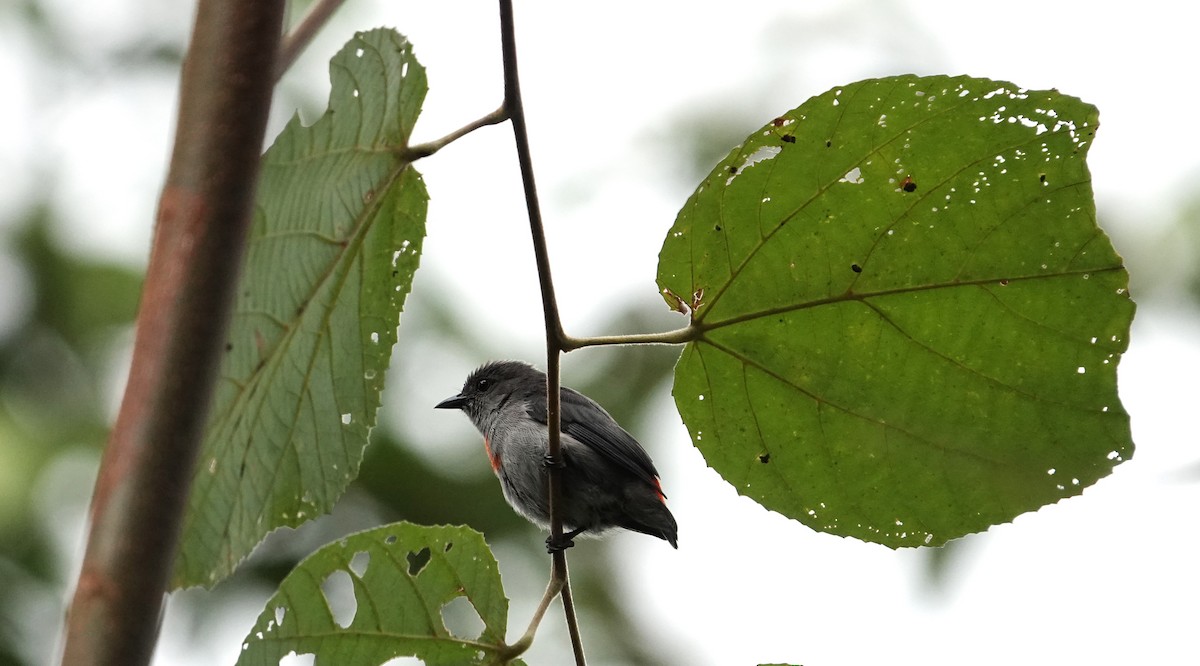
left=497, top=0, right=585, bottom=664
left=559, top=565, right=586, bottom=665
left=401, top=106, right=510, bottom=161
left=498, top=1, right=562, bottom=341
left=503, top=575, right=565, bottom=658
left=275, top=0, right=347, bottom=81
left=60, top=2, right=285, bottom=665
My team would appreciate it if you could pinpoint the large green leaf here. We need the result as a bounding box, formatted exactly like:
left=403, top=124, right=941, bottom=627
left=658, top=75, right=1134, bottom=548
left=174, top=29, right=429, bottom=587
left=237, top=523, right=524, bottom=666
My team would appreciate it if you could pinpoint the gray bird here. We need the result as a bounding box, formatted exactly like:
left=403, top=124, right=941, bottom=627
left=436, top=361, right=678, bottom=551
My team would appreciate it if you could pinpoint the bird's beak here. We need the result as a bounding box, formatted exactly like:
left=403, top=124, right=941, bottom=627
left=435, top=394, right=467, bottom=410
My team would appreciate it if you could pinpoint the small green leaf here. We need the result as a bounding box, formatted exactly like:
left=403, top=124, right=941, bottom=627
left=174, top=29, right=429, bottom=587
left=658, top=75, right=1134, bottom=548
left=236, top=523, right=523, bottom=666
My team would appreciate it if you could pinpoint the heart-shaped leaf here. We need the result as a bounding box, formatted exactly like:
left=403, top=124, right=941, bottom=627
left=658, top=75, right=1134, bottom=547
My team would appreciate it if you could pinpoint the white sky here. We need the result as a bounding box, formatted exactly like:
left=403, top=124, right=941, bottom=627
left=5, top=1, right=1200, bottom=665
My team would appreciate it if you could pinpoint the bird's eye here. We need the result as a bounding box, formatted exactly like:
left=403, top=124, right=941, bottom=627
left=476, top=378, right=492, bottom=392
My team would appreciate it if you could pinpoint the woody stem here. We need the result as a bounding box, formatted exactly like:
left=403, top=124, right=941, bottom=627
left=497, top=1, right=586, bottom=664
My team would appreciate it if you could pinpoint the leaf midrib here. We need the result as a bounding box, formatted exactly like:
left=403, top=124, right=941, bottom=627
left=697, top=265, right=1123, bottom=332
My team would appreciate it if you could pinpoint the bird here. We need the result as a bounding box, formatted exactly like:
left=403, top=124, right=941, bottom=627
left=436, top=360, right=678, bottom=552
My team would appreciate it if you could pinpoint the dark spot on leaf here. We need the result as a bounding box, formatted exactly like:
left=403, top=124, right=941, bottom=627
left=384, top=535, right=397, bottom=545
left=999, top=279, right=1010, bottom=286
left=1039, top=173, right=1047, bottom=183
left=851, top=263, right=862, bottom=273
left=758, top=453, right=771, bottom=464
left=714, top=224, right=722, bottom=232
left=901, top=176, right=917, bottom=192
left=729, top=165, right=738, bottom=174
left=224, top=342, right=233, bottom=352
left=407, top=547, right=431, bottom=576
left=772, top=117, right=787, bottom=127
left=781, top=134, right=796, bottom=144
left=444, top=542, right=453, bottom=552
left=825, top=139, right=832, bottom=148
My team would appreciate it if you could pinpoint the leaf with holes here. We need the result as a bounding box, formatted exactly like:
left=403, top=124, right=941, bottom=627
left=658, top=75, right=1134, bottom=548
left=236, top=523, right=523, bottom=666
left=173, top=29, right=429, bottom=588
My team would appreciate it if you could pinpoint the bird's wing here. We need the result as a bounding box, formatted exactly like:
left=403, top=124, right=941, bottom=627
left=527, top=386, right=661, bottom=489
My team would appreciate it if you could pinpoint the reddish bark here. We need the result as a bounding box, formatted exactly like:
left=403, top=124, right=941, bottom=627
left=60, top=2, right=284, bottom=664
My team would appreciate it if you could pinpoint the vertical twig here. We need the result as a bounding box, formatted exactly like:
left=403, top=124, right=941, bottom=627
left=497, top=0, right=586, bottom=663
left=59, top=2, right=284, bottom=665
left=559, top=574, right=587, bottom=665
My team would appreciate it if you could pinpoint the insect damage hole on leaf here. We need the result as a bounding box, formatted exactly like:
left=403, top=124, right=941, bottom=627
left=349, top=551, right=370, bottom=577
left=728, top=145, right=782, bottom=184
left=320, top=570, right=357, bottom=629
left=440, top=596, right=486, bottom=641
left=406, top=547, right=431, bottom=576
left=662, top=287, right=690, bottom=315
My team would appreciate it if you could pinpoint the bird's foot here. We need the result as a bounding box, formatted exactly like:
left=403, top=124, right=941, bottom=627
left=545, top=534, right=575, bottom=553
left=545, top=527, right=585, bottom=554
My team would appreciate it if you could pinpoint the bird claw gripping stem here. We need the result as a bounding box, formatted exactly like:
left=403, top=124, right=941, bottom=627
left=545, top=528, right=584, bottom=554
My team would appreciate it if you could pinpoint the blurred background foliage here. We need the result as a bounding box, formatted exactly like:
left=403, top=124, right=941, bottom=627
left=2, top=1, right=1198, bottom=666
left=0, top=209, right=142, bottom=666
left=0, top=3, right=688, bottom=653
left=0, top=204, right=683, bottom=665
